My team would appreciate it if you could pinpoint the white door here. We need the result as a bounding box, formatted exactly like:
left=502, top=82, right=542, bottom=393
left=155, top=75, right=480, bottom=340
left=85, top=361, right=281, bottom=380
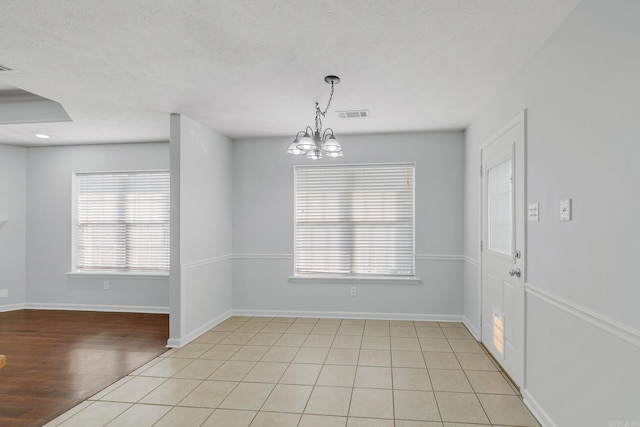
left=481, top=112, right=526, bottom=388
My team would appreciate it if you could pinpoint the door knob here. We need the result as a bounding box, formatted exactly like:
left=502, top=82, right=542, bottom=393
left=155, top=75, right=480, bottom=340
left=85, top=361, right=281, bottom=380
left=509, top=268, right=521, bottom=278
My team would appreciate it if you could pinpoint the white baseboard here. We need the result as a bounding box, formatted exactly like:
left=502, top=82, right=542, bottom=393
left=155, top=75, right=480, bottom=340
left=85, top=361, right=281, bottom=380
left=0, top=303, right=26, bottom=312
left=23, top=302, right=169, bottom=314
left=232, top=309, right=464, bottom=323
left=167, top=308, right=464, bottom=347
left=522, top=389, right=556, bottom=427
left=462, top=315, right=481, bottom=340
left=167, top=309, right=233, bottom=348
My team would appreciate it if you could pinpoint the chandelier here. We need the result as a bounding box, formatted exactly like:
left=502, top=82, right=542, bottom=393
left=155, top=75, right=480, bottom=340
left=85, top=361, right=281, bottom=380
left=287, top=75, right=343, bottom=159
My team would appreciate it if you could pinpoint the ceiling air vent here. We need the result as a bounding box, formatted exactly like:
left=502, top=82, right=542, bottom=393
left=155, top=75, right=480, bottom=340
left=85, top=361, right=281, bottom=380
left=337, top=110, right=369, bottom=119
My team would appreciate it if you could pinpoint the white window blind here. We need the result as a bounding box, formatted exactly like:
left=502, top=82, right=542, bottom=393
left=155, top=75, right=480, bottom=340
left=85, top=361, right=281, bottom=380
left=75, top=171, right=170, bottom=273
left=295, top=163, right=415, bottom=277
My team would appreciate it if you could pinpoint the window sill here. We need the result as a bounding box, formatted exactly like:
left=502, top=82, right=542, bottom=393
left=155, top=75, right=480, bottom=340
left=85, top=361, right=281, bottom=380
left=66, top=271, right=169, bottom=279
left=288, top=275, right=422, bottom=285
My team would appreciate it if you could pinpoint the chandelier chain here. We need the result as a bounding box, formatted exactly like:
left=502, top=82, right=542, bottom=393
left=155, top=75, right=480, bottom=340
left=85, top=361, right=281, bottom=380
left=314, top=82, right=335, bottom=133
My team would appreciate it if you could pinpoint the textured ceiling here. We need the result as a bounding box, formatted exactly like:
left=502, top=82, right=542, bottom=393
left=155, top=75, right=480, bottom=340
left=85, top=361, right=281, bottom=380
left=0, top=0, right=580, bottom=146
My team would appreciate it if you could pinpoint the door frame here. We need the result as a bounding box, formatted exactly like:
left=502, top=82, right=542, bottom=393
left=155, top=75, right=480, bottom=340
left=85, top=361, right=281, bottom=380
left=478, top=109, right=527, bottom=388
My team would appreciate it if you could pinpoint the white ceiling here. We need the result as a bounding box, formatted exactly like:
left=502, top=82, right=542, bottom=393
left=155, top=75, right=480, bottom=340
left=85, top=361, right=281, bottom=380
left=0, top=0, right=580, bottom=146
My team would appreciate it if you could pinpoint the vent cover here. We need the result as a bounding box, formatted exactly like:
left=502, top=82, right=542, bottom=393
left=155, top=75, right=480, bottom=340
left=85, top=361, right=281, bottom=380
left=337, top=110, right=369, bottom=119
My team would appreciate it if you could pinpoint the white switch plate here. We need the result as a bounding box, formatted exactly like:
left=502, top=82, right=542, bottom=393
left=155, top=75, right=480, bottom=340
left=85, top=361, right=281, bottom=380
left=528, top=203, right=539, bottom=222
left=560, top=199, right=572, bottom=221
left=0, top=289, right=8, bottom=298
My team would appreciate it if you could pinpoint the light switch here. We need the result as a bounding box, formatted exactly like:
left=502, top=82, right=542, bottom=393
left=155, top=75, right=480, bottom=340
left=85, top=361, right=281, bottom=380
left=560, top=199, right=572, bottom=221
left=528, top=203, right=539, bottom=222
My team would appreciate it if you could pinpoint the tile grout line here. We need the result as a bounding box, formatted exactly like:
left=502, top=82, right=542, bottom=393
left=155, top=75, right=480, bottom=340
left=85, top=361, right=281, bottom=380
left=418, top=323, right=444, bottom=424
left=294, top=317, right=325, bottom=426
left=154, top=317, right=251, bottom=427
left=199, top=316, right=265, bottom=427
left=217, top=317, right=273, bottom=427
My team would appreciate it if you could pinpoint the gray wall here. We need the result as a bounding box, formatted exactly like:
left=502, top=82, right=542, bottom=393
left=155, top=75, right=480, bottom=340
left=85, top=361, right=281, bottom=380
left=464, top=1, right=640, bottom=424
left=0, top=145, right=27, bottom=310
left=169, top=114, right=233, bottom=347
left=233, top=131, right=465, bottom=318
left=25, top=143, right=170, bottom=311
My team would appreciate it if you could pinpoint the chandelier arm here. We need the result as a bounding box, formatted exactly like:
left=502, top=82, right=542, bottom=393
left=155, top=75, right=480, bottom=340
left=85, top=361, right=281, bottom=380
left=322, top=128, right=334, bottom=142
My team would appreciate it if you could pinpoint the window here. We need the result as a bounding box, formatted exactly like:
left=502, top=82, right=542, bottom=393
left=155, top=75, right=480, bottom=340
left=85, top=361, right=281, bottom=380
left=73, top=171, right=170, bottom=274
left=487, top=159, right=513, bottom=256
left=294, top=163, right=415, bottom=277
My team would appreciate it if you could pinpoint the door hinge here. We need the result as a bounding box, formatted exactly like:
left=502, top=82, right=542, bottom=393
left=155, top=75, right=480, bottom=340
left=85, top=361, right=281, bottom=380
left=480, top=165, right=483, bottom=177
left=480, top=240, right=483, bottom=251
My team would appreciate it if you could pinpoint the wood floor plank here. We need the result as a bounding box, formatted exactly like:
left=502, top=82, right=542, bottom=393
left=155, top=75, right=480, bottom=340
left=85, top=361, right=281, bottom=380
left=0, top=309, right=168, bottom=427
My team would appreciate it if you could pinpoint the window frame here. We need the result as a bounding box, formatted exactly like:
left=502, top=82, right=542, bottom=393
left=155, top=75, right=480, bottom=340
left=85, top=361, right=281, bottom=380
left=70, top=169, right=170, bottom=276
left=292, top=162, right=417, bottom=280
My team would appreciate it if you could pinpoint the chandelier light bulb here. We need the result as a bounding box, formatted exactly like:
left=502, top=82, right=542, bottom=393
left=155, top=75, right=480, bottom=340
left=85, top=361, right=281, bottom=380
left=307, top=148, right=323, bottom=160
left=322, top=135, right=342, bottom=152
left=297, top=132, right=314, bottom=151
left=287, top=140, right=305, bottom=155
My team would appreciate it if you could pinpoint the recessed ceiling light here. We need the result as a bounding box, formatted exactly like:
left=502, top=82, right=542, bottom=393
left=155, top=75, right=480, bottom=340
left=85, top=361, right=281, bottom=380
left=34, top=133, right=50, bottom=139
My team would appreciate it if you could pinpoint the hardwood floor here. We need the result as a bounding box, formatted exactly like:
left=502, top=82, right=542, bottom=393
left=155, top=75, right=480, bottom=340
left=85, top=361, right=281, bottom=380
left=0, top=310, right=169, bottom=427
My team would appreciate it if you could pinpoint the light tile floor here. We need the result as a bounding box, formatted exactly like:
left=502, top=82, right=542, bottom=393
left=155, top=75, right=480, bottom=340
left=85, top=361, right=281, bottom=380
left=45, top=317, right=540, bottom=427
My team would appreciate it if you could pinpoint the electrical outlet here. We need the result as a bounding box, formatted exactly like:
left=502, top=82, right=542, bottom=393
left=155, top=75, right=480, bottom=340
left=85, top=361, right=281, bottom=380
left=0, top=289, right=8, bottom=298
left=350, top=286, right=357, bottom=297
left=103, top=281, right=109, bottom=290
